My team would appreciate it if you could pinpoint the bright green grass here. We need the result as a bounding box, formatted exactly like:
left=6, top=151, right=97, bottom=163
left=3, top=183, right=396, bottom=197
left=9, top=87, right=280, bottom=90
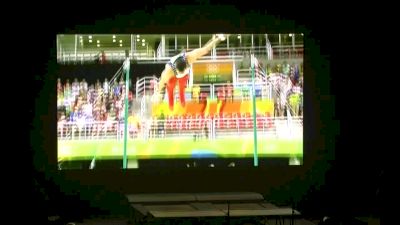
left=58, top=137, right=302, bottom=161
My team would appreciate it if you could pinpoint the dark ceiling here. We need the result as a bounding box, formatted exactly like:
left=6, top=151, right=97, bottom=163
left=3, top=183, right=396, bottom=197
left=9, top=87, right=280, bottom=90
left=57, top=33, right=303, bottom=54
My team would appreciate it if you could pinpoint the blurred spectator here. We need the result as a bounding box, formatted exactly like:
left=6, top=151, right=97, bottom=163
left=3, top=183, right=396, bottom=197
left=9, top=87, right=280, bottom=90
left=95, top=50, right=107, bottom=64
left=282, top=61, right=290, bottom=75
left=80, top=78, right=88, bottom=98
left=261, top=83, right=269, bottom=100
left=82, top=102, right=93, bottom=119
left=150, top=77, right=157, bottom=95
left=299, top=75, right=303, bottom=116
left=288, top=92, right=300, bottom=116
left=192, top=84, right=200, bottom=103
left=57, top=79, right=64, bottom=108
left=57, top=78, right=63, bottom=97
left=300, top=62, right=303, bottom=75
left=95, top=79, right=101, bottom=90
left=225, top=81, right=233, bottom=102
left=128, top=111, right=140, bottom=138
left=103, top=78, right=109, bottom=95
left=104, top=107, right=116, bottom=133
left=64, top=79, right=71, bottom=101
left=203, top=124, right=209, bottom=139
left=125, top=49, right=129, bottom=59
left=119, top=77, right=125, bottom=95
left=128, top=90, right=133, bottom=109
left=100, top=51, right=106, bottom=64
left=275, top=64, right=282, bottom=73
left=88, top=84, right=95, bottom=104
left=266, top=63, right=272, bottom=75
left=242, top=81, right=250, bottom=100
left=157, top=110, right=165, bottom=138
left=217, top=86, right=224, bottom=103
left=72, top=78, right=79, bottom=99
left=200, top=92, right=208, bottom=102
left=150, top=116, right=158, bottom=139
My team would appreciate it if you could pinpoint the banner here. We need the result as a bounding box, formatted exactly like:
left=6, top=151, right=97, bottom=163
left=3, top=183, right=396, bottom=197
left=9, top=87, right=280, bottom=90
left=192, top=61, right=234, bottom=84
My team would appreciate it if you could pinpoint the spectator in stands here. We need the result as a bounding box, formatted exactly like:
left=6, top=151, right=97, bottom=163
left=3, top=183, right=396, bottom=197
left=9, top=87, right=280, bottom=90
left=150, top=77, right=157, bottom=95
left=72, top=78, right=80, bottom=98
left=266, top=63, right=272, bottom=75
left=57, top=79, right=64, bottom=108
left=95, top=79, right=101, bottom=90
left=287, top=64, right=302, bottom=116
left=128, top=90, right=133, bottom=109
left=57, top=78, right=63, bottom=96
left=261, top=83, right=268, bottom=100
left=157, top=34, right=228, bottom=110
left=157, top=110, right=166, bottom=138
left=100, top=51, right=106, bottom=64
left=128, top=111, right=140, bottom=138
left=113, top=81, right=120, bottom=99
left=226, top=81, right=233, bottom=102
left=299, top=75, right=303, bottom=116
left=150, top=116, right=158, bottom=139
left=64, top=79, right=71, bottom=101
left=204, top=92, right=211, bottom=104
left=288, top=92, right=300, bottom=116
left=103, top=78, right=109, bottom=95
left=95, top=50, right=107, bottom=64
left=119, top=77, right=125, bottom=90
left=282, top=61, right=290, bottom=75
left=105, top=106, right=116, bottom=133
left=242, top=81, right=250, bottom=100
left=192, top=84, right=200, bottom=103
left=203, top=124, right=209, bottom=139
left=300, top=62, right=303, bottom=75
left=275, top=64, right=282, bottom=74
left=217, top=86, right=224, bottom=103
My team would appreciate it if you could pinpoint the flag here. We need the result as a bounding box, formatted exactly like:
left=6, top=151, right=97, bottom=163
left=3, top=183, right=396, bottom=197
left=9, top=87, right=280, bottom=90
left=294, top=65, right=300, bottom=81
left=293, top=64, right=300, bottom=85
left=266, top=37, right=273, bottom=60
left=252, top=55, right=267, bottom=82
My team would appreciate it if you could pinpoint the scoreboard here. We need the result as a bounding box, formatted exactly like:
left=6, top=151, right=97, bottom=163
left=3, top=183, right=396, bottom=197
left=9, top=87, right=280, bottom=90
left=192, top=60, right=234, bottom=84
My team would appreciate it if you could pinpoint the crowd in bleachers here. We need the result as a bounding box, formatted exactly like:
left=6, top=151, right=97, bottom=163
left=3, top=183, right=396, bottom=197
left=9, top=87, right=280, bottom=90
left=56, top=76, right=139, bottom=137
left=263, top=62, right=303, bottom=117
left=57, top=77, right=135, bottom=122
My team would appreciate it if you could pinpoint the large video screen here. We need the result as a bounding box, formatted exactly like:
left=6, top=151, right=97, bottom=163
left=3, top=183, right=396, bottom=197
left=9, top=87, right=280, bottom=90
left=57, top=33, right=303, bottom=169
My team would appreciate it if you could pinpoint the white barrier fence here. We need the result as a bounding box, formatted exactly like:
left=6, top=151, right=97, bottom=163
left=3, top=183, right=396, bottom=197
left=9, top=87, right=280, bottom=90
left=57, top=116, right=302, bottom=140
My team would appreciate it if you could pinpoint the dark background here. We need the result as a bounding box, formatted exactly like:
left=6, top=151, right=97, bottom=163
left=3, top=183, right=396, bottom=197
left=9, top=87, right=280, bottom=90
left=22, top=2, right=383, bottom=224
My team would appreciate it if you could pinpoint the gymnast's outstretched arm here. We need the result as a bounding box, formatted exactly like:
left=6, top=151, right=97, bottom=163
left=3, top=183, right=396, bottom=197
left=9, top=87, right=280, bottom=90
left=186, top=34, right=227, bottom=64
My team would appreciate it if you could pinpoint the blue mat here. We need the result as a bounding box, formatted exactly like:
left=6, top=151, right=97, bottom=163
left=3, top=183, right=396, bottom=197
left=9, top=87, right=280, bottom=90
left=191, top=150, right=218, bottom=158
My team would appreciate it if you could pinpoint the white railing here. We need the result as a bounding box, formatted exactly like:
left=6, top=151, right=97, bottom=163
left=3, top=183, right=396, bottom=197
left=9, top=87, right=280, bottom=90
left=57, top=116, right=302, bottom=140
left=237, top=68, right=266, bottom=83
left=146, top=118, right=213, bottom=140
left=58, top=45, right=303, bottom=64
left=157, top=42, right=162, bottom=59
left=57, top=120, right=121, bottom=140
left=271, top=45, right=303, bottom=59
left=58, top=50, right=154, bottom=64
left=135, top=76, right=159, bottom=99
left=151, top=52, right=244, bottom=63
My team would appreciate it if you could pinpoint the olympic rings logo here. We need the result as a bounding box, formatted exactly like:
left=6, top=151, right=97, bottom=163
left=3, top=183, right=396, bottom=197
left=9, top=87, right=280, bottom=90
left=207, top=64, right=219, bottom=74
